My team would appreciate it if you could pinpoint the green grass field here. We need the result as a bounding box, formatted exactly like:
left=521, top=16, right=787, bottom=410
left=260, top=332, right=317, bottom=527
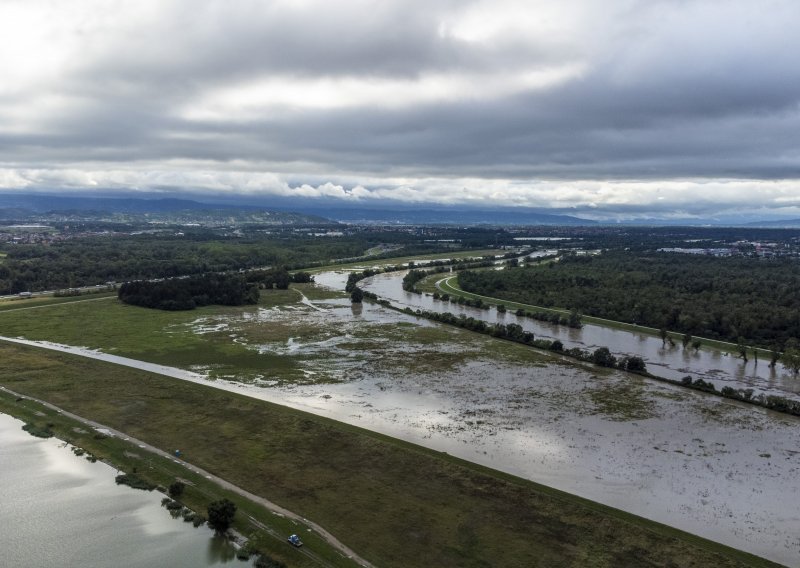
left=0, top=387, right=352, bottom=568
left=0, top=341, right=778, bottom=568
left=306, top=248, right=498, bottom=273
left=0, top=284, right=543, bottom=385
left=0, top=291, right=117, bottom=312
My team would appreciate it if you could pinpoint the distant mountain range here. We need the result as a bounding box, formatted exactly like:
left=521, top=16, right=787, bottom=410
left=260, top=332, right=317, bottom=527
left=0, top=194, right=335, bottom=225
left=2, top=192, right=800, bottom=227
left=0, top=193, right=596, bottom=226
left=295, top=206, right=596, bottom=226
left=744, top=218, right=800, bottom=228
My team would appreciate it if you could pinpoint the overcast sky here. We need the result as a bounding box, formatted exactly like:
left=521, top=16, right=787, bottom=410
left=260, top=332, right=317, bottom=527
left=1, top=0, right=799, bottom=220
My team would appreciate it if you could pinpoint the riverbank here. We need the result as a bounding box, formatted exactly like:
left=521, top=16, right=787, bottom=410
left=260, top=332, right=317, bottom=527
left=0, top=386, right=353, bottom=568
left=0, top=339, right=779, bottom=568
left=433, top=273, right=775, bottom=358
left=0, top=412, right=255, bottom=568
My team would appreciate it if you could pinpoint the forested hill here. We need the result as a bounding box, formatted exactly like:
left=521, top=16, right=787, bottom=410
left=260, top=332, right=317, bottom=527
left=458, top=252, right=800, bottom=348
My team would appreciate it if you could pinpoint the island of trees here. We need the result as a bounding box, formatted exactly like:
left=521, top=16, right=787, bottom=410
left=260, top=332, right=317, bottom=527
left=118, top=273, right=259, bottom=310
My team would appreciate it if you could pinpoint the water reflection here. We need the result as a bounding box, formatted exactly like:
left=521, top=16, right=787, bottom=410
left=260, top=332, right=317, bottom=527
left=207, top=534, right=240, bottom=564
left=0, top=413, right=249, bottom=568
left=357, top=270, right=800, bottom=401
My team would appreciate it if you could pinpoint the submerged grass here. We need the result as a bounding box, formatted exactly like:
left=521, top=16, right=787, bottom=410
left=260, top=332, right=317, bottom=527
left=0, top=340, right=780, bottom=568
left=0, top=282, right=552, bottom=386
left=586, top=375, right=658, bottom=421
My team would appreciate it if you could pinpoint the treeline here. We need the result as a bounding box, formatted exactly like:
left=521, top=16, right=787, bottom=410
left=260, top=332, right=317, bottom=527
left=376, top=300, right=800, bottom=418
left=118, top=274, right=259, bottom=311
left=402, top=269, right=433, bottom=291
left=458, top=251, right=800, bottom=347
left=244, top=268, right=312, bottom=289
left=389, top=306, right=647, bottom=375
left=431, top=290, right=583, bottom=330
left=0, top=235, right=364, bottom=294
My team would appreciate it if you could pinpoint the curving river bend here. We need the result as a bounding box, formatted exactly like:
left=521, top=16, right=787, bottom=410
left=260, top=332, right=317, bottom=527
left=352, top=269, right=800, bottom=402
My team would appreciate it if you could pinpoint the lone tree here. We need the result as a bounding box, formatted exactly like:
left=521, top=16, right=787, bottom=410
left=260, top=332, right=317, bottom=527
left=769, top=347, right=781, bottom=368
left=736, top=337, right=749, bottom=363
left=207, top=499, right=237, bottom=533
left=782, top=339, right=800, bottom=376
left=624, top=356, right=647, bottom=373
left=350, top=287, right=364, bottom=303
left=681, top=333, right=692, bottom=349
left=592, top=347, right=616, bottom=368
left=567, top=308, right=583, bottom=328
left=168, top=480, right=185, bottom=499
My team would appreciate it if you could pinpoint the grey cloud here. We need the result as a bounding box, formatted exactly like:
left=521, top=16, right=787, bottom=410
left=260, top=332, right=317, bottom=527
left=1, top=0, right=800, bottom=219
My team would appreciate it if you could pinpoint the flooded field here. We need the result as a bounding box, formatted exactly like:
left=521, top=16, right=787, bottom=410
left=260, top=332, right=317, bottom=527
left=358, top=270, right=800, bottom=401
left=2, top=270, right=799, bottom=565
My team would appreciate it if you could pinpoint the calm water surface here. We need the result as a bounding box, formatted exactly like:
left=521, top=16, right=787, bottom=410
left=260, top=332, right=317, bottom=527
left=355, top=270, right=800, bottom=401
left=0, top=413, right=247, bottom=568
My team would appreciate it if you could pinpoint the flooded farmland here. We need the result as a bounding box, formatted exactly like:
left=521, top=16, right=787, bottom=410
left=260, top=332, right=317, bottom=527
left=2, top=270, right=799, bottom=565
left=357, top=269, right=800, bottom=401
left=3, top=273, right=800, bottom=565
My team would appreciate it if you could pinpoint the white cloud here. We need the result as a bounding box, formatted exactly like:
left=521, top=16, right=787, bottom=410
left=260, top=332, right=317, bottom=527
left=3, top=166, right=800, bottom=220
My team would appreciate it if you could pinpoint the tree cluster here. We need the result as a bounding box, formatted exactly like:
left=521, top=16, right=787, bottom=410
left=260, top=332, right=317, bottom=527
left=458, top=251, right=800, bottom=347
left=0, top=234, right=363, bottom=294
left=118, top=273, right=259, bottom=310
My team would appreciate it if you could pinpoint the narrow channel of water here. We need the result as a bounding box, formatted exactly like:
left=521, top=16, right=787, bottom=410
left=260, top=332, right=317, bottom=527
left=0, top=413, right=247, bottom=568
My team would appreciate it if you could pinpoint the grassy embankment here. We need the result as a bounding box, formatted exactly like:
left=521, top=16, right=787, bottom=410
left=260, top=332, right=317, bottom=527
left=0, top=385, right=348, bottom=568
left=0, top=291, right=117, bottom=312
left=0, top=340, right=780, bottom=568
left=305, top=248, right=498, bottom=274
left=429, top=274, right=771, bottom=356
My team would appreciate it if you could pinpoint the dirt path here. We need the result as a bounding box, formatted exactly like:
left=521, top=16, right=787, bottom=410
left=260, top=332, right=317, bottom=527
left=0, top=295, right=115, bottom=313
left=0, top=385, right=375, bottom=568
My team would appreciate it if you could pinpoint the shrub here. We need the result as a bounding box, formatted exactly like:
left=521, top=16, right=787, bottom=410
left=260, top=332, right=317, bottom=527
left=255, top=555, right=288, bottom=568
left=168, top=480, right=186, bottom=498
left=115, top=473, right=156, bottom=491
left=22, top=423, right=53, bottom=438
left=207, top=499, right=237, bottom=533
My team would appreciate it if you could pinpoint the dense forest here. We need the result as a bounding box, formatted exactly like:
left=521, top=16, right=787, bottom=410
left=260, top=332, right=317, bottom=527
left=0, top=225, right=519, bottom=294
left=118, top=273, right=259, bottom=310
left=0, top=234, right=366, bottom=294
left=458, top=252, right=800, bottom=347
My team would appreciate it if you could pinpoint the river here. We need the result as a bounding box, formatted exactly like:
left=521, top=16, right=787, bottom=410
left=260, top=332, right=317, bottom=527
left=3, top=268, right=800, bottom=565
left=0, top=413, right=247, bottom=568
left=350, top=269, right=800, bottom=401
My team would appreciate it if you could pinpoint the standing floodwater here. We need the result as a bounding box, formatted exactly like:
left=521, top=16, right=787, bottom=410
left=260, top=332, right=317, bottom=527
left=0, top=413, right=246, bottom=568
left=360, top=270, right=800, bottom=401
